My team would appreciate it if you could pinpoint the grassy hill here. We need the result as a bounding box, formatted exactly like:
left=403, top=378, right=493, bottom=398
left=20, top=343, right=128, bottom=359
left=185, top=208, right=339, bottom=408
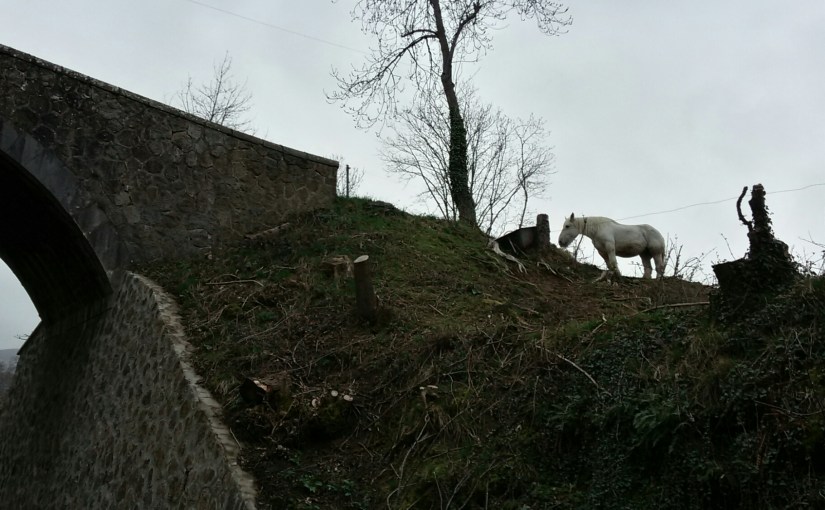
left=145, top=198, right=825, bottom=510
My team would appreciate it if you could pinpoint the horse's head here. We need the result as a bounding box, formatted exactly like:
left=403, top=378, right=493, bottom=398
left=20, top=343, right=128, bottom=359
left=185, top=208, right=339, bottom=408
left=557, top=213, right=580, bottom=248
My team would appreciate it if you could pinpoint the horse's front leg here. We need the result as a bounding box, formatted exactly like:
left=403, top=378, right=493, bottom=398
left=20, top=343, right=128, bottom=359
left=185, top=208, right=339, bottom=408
left=603, top=246, right=621, bottom=276
left=595, top=247, right=621, bottom=282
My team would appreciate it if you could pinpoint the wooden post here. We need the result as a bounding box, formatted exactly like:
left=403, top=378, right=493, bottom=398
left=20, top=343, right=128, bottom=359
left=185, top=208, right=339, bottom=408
left=353, top=255, right=377, bottom=323
left=536, top=213, right=550, bottom=250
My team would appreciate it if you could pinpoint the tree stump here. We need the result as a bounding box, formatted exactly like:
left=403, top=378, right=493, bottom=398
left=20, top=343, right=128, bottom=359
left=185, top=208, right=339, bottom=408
left=353, top=255, right=378, bottom=323
left=321, top=255, right=354, bottom=285
left=711, top=183, right=797, bottom=318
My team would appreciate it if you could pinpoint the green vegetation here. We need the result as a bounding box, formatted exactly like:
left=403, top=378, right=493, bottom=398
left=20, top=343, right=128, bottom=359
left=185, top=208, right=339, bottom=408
left=145, top=197, right=824, bottom=509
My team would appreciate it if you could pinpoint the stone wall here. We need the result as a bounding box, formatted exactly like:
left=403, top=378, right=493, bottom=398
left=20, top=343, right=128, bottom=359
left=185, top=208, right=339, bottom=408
left=0, top=44, right=337, bottom=265
left=0, top=272, right=258, bottom=509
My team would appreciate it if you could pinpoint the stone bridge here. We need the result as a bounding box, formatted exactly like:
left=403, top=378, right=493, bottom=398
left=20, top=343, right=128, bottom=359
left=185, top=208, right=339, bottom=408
left=0, top=44, right=337, bottom=509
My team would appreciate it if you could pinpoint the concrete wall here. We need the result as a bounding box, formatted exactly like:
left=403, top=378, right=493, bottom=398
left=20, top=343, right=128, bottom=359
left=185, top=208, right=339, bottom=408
left=0, top=43, right=338, bottom=265
left=0, top=272, right=257, bottom=509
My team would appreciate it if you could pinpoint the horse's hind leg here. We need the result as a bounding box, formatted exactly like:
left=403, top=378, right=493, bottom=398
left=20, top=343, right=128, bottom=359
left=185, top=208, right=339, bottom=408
left=640, top=255, right=653, bottom=279
left=654, top=252, right=665, bottom=278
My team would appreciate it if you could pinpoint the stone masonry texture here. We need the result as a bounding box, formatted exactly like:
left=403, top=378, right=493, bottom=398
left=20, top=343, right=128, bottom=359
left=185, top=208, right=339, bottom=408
left=0, top=43, right=341, bottom=508
left=0, top=271, right=258, bottom=509
left=0, top=43, right=338, bottom=266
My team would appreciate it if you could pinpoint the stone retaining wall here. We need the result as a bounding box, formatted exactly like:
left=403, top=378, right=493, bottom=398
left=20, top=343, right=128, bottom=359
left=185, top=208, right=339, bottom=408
left=0, top=272, right=257, bottom=509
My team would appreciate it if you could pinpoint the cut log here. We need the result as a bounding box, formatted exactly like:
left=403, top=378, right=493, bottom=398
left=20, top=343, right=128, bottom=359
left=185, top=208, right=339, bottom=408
left=488, top=240, right=526, bottom=273
left=495, top=227, right=536, bottom=254
left=239, top=377, right=269, bottom=405
left=239, top=373, right=292, bottom=409
left=244, top=222, right=291, bottom=241
left=321, top=255, right=354, bottom=282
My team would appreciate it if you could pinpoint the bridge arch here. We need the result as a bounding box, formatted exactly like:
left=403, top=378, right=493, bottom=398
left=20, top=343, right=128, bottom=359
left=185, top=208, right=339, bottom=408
left=0, top=118, right=123, bottom=323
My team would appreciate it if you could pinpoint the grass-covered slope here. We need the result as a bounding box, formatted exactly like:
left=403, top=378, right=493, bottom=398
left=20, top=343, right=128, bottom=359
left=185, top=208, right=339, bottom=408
left=144, top=198, right=824, bottom=509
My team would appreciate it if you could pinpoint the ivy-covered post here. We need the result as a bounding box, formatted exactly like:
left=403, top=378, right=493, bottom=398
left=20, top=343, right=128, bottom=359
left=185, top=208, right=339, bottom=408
left=747, top=184, right=775, bottom=259
left=711, top=183, right=798, bottom=319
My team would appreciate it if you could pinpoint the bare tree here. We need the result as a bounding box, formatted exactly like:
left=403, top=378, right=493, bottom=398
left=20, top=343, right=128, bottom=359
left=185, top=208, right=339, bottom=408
left=330, top=154, right=366, bottom=198
left=339, top=164, right=365, bottom=198
left=512, top=116, right=554, bottom=229
left=797, top=236, right=825, bottom=275
left=330, top=0, right=571, bottom=226
left=380, top=87, right=554, bottom=235
left=175, top=52, right=254, bottom=132
left=662, top=235, right=714, bottom=282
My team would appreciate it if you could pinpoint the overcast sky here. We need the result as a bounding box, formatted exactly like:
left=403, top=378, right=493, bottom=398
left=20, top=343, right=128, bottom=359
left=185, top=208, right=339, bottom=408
left=1, top=0, right=824, bottom=349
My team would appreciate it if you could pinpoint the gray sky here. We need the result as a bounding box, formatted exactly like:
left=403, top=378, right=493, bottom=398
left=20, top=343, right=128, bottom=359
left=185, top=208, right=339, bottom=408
left=1, top=0, right=824, bottom=349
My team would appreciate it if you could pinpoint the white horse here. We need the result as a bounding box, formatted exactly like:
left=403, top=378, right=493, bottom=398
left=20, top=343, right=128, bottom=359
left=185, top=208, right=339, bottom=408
left=557, top=213, right=666, bottom=279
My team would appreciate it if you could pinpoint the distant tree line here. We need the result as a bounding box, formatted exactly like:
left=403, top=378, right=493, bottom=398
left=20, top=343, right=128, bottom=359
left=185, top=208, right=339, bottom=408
left=0, top=360, right=15, bottom=404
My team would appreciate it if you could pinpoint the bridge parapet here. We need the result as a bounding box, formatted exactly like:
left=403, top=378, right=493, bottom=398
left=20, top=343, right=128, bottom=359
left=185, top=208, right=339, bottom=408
left=0, top=43, right=337, bottom=266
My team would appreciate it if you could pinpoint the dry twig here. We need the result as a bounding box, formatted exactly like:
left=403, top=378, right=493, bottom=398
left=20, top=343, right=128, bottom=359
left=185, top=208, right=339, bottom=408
left=556, top=353, right=611, bottom=396
left=637, top=301, right=710, bottom=314
left=205, top=279, right=264, bottom=287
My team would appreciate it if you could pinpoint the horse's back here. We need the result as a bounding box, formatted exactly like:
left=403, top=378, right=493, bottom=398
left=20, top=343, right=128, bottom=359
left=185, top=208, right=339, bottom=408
left=601, top=222, right=664, bottom=258
left=583, top=216, right=665, bottom=257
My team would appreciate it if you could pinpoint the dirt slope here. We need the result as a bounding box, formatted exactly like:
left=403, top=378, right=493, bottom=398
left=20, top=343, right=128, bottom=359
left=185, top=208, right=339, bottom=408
left=145, top=198, right=823, bottom=509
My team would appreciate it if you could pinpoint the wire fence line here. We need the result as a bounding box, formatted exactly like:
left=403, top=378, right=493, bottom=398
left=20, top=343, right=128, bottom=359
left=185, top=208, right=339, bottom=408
left=618, top=182, right=825, bottom=222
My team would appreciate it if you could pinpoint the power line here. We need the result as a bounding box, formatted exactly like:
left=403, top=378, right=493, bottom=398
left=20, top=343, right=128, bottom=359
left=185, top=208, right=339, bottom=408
left=167, top=6, right=825, bottom=225
left=182, top=0, right=368, bottom=54
left=618, top=182, right=825, bottom=221
left=771, top=182, right=825, bottom=196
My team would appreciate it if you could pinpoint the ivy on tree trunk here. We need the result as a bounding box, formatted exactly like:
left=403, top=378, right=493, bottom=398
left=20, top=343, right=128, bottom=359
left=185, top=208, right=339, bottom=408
left=447, top=105, right=476, bottom=225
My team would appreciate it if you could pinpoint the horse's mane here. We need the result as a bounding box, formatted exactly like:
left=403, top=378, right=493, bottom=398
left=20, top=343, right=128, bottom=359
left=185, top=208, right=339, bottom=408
left=576, top=216, right=617, bottom=237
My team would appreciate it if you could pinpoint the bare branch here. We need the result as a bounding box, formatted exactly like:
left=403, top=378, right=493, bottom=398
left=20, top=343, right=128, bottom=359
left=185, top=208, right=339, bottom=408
left=736, top=185, right=752, bottom=233
left=175, top=52, right=255, bottom=133
left=332, top=0, right=570, bottom=224
left=381, top=85, right=554, bottom=235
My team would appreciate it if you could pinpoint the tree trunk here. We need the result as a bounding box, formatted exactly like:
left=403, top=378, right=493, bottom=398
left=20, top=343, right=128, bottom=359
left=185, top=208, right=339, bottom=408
left=447, top=104, right=477, bottom=225
left=431, top=0, right=477, bottom=226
